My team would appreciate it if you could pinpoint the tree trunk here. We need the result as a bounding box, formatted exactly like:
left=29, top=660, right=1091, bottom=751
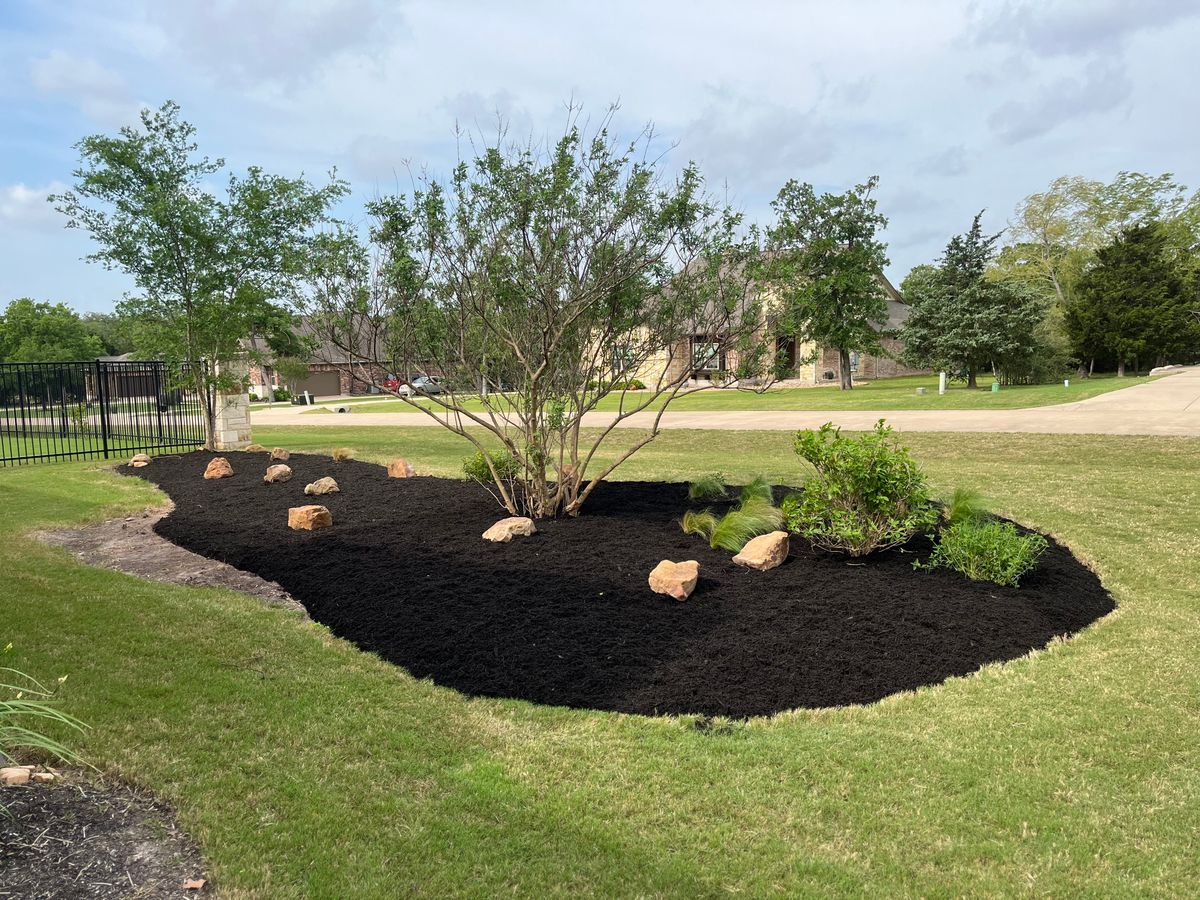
left=1075, top=362, right=1088, bottom=378
left=838, top=348, right=853, bottom=390
left=1117, top=360, right=1125, bottom=377
left=1088, top=358, right=1094, bottom=377
left=967, top=368, right=977, bottom=389
left=195, top=368, right=217, bottom=449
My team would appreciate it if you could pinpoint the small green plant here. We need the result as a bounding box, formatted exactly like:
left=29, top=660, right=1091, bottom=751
left=2, top=646, right=86, bottom=810
left=462, top=449, right=521, bottom=483
left=272, top=387, right=292, bottom=402
left=919, top=520, right=1049, bottom=587
left=739, top=475, right=774, bottom=506
left=709, top=497, right=784, bottom=552
left=786, top=420, right=938, bottom=556
left=945, top=486, right=986, bottom=526
left=688, top=472, right=727, bottom=502
left=681, top=508, right=718, bottom=541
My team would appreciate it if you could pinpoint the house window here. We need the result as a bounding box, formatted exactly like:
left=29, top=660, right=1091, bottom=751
left=691, top=337, right=725, bottom=372
left=611, top=344, right=636, bottom=374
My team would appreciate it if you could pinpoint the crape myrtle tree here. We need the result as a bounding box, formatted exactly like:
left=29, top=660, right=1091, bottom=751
left=297, top=112, right=774, bottom=518
left=52, top=101, right=347, bottom=447
left=900, top=213, right=1046, bottom=387
left=1068, top=223, right=1200, bottom=376
left=765, top=176, right=890, bottom=390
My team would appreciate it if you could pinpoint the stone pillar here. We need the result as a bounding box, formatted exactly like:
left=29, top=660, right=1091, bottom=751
left=213, top=356, right=252, bottom=450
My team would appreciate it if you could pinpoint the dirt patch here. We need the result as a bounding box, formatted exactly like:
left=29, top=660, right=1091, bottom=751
left=38, top=506, right=302, bottom=615
left=0, top=773, right=207, bottom=898
left=123, top=451, right=1115, bottom=718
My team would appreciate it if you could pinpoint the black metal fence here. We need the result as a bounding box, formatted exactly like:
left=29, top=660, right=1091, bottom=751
left=0, top=360, right=208, bottom=466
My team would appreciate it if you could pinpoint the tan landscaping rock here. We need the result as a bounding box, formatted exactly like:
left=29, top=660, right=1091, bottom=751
left=288, top=505, right=332, bottom=530
left=129, top=453, right=151, bottom=468
left=482, top=516, right=537, bottom=542
left=387, top=457, right=415, bottom=478
left=203, top=457, right=233, bottom=480
left=648, top=560, right=700, bottom=600
left=31, top=770, right=56, bottom=784
left=1, top=766, right=30, bottom=786
left=732, top=531, right=790, bottom=571
left=264, top=464, right=293, bottom=483
left=269, top=447, right=290, bottom=461
left=304, top=476, right=340, bottom=496
left=245, top=443, right=266, bottom=453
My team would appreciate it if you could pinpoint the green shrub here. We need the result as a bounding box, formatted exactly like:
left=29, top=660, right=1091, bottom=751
left=2, top=648, right=86, bottom=811
left=462, top=449, right=521, bottom=483
left=739, top=474, right=774, bottom=506
left=945, top=486, right=986, bottom=526
left=920, top=520, right=1048, bottom=587
left=688, top=472, right=727, bottom=502
left=273, top=387, right=292, bottom=402
left=681, top=509, right=718, bottom=541
left=786, top=420, right=938, bottom=556
left=709, top=497, right=784, bottom=552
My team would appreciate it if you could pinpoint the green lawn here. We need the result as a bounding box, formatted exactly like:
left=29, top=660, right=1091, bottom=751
left=314, top=373, right=1153, bottom=415
left=3, top=426, right=1198, bottom=895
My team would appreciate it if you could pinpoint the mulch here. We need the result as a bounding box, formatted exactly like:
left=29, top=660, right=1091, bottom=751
left=124, top=451, right=1114, bottom=718
left=0, top=774, right=206, bottom=898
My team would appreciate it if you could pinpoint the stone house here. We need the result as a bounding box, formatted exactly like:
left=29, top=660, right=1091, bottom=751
left=631, top=271, right=926, bottom=387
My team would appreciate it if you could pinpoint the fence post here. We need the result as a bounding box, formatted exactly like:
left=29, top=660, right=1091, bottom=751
left=96, top=360, right=111, bottom=459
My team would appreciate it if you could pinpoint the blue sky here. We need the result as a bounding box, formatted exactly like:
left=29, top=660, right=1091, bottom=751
left=2, top=0, right=1198, bottom=312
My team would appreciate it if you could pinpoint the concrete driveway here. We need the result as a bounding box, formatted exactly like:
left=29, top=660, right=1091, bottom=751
left=252, top=367, right=1200, bottom=436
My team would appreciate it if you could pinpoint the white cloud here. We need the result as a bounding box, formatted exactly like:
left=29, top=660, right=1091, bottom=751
left=29, top=51, right=141, bottom=127
left=988, top=59, right=1132, bottom=144
left=0, top=182, right=69, bottom=232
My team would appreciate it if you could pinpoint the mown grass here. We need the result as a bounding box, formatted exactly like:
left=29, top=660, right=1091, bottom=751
left=2, top=426, right=1199, bottom=896
left=305, top=373, right=1153, bottom=416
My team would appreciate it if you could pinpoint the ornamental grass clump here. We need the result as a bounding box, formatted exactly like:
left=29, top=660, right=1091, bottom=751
left=681, top=478, right=783, bottom=552
left=784, top=420, right=938, bottom=556
left=688, top=473, right=727, bottom=502
left=945, top=486, right=986, bottom=526
left=921, top=520, right=1048, bottom=587
left=331, top=447, right=355, bottom=463
left=709, top=497, right=784, bottom=552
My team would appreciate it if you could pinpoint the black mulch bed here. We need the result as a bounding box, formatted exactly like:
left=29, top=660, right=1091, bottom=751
left=124, top=451, right=1114, bottom=718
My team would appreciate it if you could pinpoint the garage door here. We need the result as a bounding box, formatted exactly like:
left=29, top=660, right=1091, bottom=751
left=295, top=371, right=341, bottom=398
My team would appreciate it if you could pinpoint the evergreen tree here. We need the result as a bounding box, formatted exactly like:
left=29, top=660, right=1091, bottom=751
left=1069, top=223, right=1200, bottom=375
left=900, top=214, right=1048, bottom=387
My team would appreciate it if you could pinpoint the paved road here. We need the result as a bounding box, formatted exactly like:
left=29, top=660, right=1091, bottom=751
left=252, top=367, right=1200, bottom=436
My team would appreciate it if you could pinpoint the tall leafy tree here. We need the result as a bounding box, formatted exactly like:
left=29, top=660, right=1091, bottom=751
left=52, top=101, right=346, bottom=446
left=80, top=311, right=135, bottom=356
left=1068, top=223, right=1200, bottom=376
left=766, top=176, right=889, bottom=390
left=297, top=110, right=769, bottom=518
left=900, top=214, right=1047, bottom=387
left=0, top=299, right=105, bottom=362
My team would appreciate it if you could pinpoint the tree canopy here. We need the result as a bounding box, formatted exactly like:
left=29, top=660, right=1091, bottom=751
left=298, top=111, right=769, bottom=517
left=765, top=177, right=889, bottom=390
left=0, top=298, right=105, bottom=362
left=1067, top=222, right=1200, bottom=375
left=900, top=213, right=1048, bottom=386
left=52, top=101, right=346, bottom=445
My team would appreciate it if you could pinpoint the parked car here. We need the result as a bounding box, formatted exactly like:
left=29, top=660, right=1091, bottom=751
left=382, top=373, right=401, bottom=392
left=398, top=375, right=445, bottom=396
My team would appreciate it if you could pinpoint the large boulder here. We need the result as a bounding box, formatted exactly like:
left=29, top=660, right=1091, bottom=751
left=129, top=453, right=151, bottom=468
left=288, top=505, right=332, bottom=531
left=203, top=457, right=233, bottom=480
left=648, top=560, right=700, bottom=601
left=264, top=464, right=293, bottom=483
left=482, top=516, right=537, bottom=543
left=304, top=476, right=340, bottom=496
left=270, top=447, right=290, bottom=462
left=732, top=531, right=790, bottom=571
left=387, top=458, right=415, bottom=478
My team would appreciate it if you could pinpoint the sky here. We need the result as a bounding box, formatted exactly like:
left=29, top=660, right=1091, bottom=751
left=2, top=0, right=1198, bottom=313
